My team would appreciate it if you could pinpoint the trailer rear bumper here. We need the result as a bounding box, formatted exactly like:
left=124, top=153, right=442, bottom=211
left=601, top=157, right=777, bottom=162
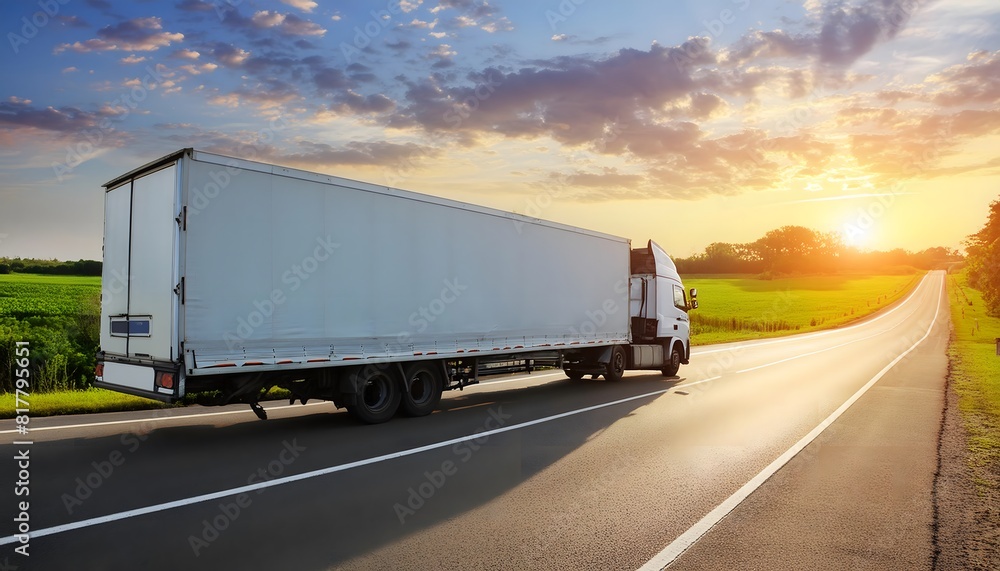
left=96, top=358, right=183, bottom=403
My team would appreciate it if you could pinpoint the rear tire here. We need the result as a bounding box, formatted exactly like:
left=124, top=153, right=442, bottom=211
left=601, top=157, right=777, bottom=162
left=348, top=366, right=401, bottom=424
left=661, top=344, right=682, bottom=377
left=400, top=362, right=443, bottom=417
left=604, top=345, right=626, bottom=382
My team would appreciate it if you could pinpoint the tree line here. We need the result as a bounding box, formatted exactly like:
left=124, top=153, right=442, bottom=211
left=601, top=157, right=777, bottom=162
left=674, top=225, right=961, bottom=276
left=0, top=258, right=102, bottom=276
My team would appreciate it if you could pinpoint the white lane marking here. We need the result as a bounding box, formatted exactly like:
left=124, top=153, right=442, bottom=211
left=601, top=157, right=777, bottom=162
left=0, top=372, right=566, bottom=435
left=692, top=273, right=930, bottom=356
left=637, top=275, right=943, bottom=571
left=0, top=387, right=673, bottom=546
left=673, top=376, right=721, bottom=390
left=0, top=402, right=329, bottom=435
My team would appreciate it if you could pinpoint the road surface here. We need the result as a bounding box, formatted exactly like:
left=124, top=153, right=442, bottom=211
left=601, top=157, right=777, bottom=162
left=1, top=271, right=948, bottom=570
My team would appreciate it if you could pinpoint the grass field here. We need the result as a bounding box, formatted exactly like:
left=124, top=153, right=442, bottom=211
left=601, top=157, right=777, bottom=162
left=947, top=271, right=1000, bottom=492
left=686, top=273, right=922, bottom=345
left=0, top=387, right=171, bottom=418
left=0, top=274, right=101, bottom=318
left=0, top=273, right=102, bottom=394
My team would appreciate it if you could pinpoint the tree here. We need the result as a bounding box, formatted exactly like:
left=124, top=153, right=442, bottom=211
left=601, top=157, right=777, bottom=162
left=966, top=197, right=1000, bottom=315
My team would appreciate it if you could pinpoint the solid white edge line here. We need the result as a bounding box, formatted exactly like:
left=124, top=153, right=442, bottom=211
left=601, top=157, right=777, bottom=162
left=637, top=273, right=943, bottom=571
left=0, top=386, right=671, bottom=546
left=0, top=401, right=329, bottom=435
left=0, top=372, right=567, bottom=435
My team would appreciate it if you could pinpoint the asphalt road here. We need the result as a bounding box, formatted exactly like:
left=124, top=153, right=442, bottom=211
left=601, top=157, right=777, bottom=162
left=1, top=271, right=948, bottom=571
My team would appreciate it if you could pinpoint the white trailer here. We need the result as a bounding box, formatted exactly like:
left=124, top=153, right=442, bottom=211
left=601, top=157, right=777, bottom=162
left=96, top=149, right=697, bottom=423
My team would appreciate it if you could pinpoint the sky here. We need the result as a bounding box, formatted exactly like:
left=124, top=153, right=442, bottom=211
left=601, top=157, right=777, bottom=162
left=0, top=0, right=998, bottom=261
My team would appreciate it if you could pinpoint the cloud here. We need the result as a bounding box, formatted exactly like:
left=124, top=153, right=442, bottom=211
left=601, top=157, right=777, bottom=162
left=0, top=97, right=114, bottom=136
left=172, top=48, right=201, bottom=60
left=389, top=41, right=715, bottom=144
left=400, top=0, right=423, bottom=12
left=279, top=0, right=317, bottom=13
left=432, top=0, right=513, bottom=33
left=250, top=11, right=326, bottom=36
left=120, top=54, right=146, bottom=64
left=427, top=44, right=457, bottom=68
left=208, top=43, right=251, bottom=67
left=54, top=17, right=183, bottom=53
left=726, top=0, right=927, bottom=68
left=928, top=49, right=1000, bottom=107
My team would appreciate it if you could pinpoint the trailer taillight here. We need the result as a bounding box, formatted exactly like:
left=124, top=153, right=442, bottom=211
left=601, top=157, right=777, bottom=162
left=155, top=371, right=175, bottom=390
left=95, top=363, right=104, bottom=380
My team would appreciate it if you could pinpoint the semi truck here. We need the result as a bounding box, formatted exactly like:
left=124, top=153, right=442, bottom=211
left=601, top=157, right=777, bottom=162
left=95, top=149, right=698, bottom=423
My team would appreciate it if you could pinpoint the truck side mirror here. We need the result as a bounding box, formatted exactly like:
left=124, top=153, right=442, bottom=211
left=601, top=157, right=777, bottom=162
left=689, top=288, right=698, bottom=299
left=690, top=300, right=698, bottom=310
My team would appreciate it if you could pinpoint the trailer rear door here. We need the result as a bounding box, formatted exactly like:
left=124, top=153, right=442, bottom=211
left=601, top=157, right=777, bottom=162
left=100, top=163, right=180, bottom=364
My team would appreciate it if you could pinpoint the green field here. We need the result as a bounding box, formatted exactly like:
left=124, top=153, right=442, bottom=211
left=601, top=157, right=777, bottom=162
left=686, top=273, right=922, bottom=344
left=947, top=271, right=1000, bottom=492
left=0, top=273, right=102, bottom=394
left=0, top=274, right=101, bottom=318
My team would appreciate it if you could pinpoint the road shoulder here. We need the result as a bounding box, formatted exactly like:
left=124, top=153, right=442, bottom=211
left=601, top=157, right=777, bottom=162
left=934, top=356, right=1000, bottom=570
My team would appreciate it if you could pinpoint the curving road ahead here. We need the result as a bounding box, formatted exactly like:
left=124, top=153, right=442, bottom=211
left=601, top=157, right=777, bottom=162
left=1, top=271, right=948, bottom=570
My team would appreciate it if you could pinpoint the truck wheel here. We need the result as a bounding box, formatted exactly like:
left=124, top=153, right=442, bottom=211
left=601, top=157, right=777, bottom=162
left=348, top=367, right=401, bottom=424
left=400, top=363, right=443, bottom=417
left=565, top=369, right=585, bottom=381
left=661, top=345, right=682, bottom=377
left=604, top=346, right=626, bottom=382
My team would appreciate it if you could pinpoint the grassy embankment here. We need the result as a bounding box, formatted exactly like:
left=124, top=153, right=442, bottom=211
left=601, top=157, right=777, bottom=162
left=686, top=273, right=922, bottom=345
left=2, top=272, right=922, bottom=417
left=947, top=270, right=1000, bottom=492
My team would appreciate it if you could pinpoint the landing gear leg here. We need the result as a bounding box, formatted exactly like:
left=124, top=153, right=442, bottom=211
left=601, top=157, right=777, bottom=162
left=250, top=402, right=267, bottom=421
